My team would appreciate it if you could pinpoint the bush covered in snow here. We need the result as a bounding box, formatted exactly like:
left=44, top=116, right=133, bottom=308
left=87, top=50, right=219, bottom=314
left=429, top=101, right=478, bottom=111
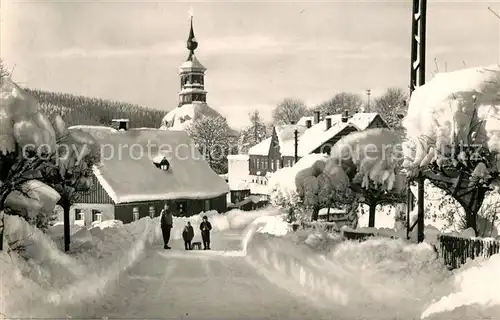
left=402, top=65, right=500, bottom=235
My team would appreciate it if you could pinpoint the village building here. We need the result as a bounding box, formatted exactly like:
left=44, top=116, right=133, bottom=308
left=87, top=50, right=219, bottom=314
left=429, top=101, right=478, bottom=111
left=61, top=120, right=229, bottom=226
left=227, top=110, right=389, bottom=198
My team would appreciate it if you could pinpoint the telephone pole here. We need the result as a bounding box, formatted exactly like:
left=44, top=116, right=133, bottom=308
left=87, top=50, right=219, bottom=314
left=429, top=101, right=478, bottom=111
left=366, top=89, right=371, bottom=112
left=407, top=0, right=428, bottom=243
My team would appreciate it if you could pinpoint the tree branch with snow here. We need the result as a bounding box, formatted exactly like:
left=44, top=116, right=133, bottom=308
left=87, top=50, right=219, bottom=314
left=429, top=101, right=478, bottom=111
left=402, top=65, right=500, bottom=236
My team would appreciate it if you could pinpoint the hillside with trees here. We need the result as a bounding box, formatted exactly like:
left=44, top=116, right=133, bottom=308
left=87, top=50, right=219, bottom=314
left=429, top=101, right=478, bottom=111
left=25, top=88, right=165, bottom=128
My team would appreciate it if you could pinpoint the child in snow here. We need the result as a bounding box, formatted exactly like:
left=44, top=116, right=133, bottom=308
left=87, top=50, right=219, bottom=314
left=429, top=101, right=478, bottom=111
left=182, top=221, right=195, bottom=250
left=199, top=215, right=212, bottom=250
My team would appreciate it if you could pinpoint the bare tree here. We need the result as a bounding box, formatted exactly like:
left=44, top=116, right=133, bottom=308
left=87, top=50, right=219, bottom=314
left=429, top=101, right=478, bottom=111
left=314, top=92, right=363, bottom=115
left=371, top=88, right=409, bottom=130
left=272, top=98, right=309, bottom=125
left=237, top=110, right=269, bottom=153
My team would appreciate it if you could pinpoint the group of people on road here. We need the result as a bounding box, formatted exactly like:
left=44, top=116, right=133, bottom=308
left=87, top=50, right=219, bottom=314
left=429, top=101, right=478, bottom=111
left=159, top=203, right=213, bottom=250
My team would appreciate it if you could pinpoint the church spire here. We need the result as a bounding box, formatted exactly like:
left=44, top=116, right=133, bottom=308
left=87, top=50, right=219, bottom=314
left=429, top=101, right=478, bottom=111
left=178, top=9, right=207, bottom=108
left=186, top=15, right=198, bottom=58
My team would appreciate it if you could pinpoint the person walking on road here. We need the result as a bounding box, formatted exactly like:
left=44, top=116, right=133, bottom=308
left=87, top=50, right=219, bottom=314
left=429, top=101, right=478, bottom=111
left=160, top=203, right=173, bottom=249
left=199, top=215, right=212, bottom=250
left=182, top=221, right=195, bottom=250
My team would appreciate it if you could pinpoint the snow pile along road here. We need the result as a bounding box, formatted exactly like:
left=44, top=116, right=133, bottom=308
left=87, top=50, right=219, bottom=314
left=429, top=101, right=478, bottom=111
left=243, top=214, right=500, bottom=320
left=0, top=208, right=279, bottom=318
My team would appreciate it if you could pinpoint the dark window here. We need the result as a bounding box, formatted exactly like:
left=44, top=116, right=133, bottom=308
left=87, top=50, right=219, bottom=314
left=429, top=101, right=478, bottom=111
left=75, top=208, right=82, bottom=221
left=92, top=209, right=101, bottom=222
left=177, top=201, right=188, bottom=215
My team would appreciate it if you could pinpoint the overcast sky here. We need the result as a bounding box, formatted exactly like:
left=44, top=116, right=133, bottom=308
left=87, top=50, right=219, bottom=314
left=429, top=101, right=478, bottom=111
left=2, top=0, right=499, bottom=128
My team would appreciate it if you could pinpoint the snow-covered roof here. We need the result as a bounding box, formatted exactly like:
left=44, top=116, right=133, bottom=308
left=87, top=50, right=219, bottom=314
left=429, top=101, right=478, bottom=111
left=78, top=127, right=228, bottom=204
left=229, top=179, right=250, bottom=191
left=160, top=102, right=224, bottom=131
left=297, top=112, right=381, bottom=130
left=248, top=124, right=307, bottom=156
left=68, top=125, right=118, bottom=137
left=247, top=138, right=272, bottom=156
left=249, top=113, right=382, bottom=157
left=179, top=54, right=206, bottom=72
left=296, top=121, right=352, bottom=156
left=250, top=182, right=270, bottom=195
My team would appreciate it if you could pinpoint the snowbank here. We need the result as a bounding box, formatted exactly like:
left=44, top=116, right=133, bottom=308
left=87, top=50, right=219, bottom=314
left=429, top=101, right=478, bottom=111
left=242, top=213, right=500, bottom=320
left=1, top=207, right=282, bottom=318
left=421, top=254, right=500, bottom=319
left=243, top=221, right=450, bottom=319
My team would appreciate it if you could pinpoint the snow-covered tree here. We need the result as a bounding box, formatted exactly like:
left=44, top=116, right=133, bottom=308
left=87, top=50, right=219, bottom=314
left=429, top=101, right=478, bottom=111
left=237, top=110, right=269, bottom=154
left=313, top=92, right=364, bottom=115
left=371, top=87, right=408, bottom=130
left=403, top=65, right=500, bottom=236
left=187, top=115, right=235, bottom=174
left=272, top=98, right=309, bottom=125
left=329, top=128, right=408, bottom=227
left=0, top=77, right=61, bottom=250
left=39, top=115, right=100, bottom=251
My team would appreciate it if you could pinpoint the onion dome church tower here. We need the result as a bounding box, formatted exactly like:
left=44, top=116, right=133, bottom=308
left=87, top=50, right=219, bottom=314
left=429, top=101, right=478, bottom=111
left=160, top=14, right=224, bottom=131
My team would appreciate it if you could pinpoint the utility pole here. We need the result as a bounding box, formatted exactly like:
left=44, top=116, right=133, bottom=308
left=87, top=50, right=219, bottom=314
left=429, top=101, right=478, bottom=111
left=294, top=129, right=299, bottom=164
left=407, top=0, right=428, bottom=243
left=366, top=89, right=371, bottom=112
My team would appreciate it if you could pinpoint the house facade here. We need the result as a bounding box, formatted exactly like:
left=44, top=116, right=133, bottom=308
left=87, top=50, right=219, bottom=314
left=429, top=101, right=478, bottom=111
left=226, top=110, right=389, bottom=197
left=63, top=122, right=229, bottom=226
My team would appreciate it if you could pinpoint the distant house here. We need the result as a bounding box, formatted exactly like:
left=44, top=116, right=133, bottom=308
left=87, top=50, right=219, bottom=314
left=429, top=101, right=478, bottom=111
left=243, top=110, right=388, bottom=191
left=61, top=120, right=229, bottom=226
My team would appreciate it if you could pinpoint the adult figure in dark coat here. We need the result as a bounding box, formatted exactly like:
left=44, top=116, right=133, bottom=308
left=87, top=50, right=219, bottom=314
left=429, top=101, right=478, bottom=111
left=199, top=215, right=212, bottom=250
left=160, top=203, right=173, bottom=249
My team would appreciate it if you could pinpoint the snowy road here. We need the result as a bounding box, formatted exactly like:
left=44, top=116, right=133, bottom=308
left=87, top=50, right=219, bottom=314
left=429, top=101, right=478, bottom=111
left=65, top=230, right=332, bottom=319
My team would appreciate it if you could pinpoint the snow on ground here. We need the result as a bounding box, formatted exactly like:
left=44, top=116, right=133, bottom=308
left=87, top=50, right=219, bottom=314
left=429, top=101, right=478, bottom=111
left=3, top=205, right=500, bottom=320
left=243, top=213, right=500, bottom=320
left=0, top=208, right=280, bottom=318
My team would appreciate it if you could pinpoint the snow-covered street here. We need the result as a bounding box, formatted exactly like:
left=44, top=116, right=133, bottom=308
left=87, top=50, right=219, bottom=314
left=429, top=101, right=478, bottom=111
left=59, top=230, right=332, bottom=319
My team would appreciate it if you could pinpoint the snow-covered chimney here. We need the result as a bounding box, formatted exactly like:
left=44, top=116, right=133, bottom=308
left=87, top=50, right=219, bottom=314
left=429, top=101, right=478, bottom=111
left=325, top=117, right=332, bottom=130
left=314, top=111, right=320, bottom=124
left=341, top=110, right=349, bottom=123
left=305, top=119, right=312, bottom=128
left=112, top=119, right=129, bottom=131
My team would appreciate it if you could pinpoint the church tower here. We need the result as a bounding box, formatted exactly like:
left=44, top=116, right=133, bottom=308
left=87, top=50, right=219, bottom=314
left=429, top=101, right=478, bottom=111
left=178, top=16, right=207, bottom=107
left=160, top=13, right=226, bottom=131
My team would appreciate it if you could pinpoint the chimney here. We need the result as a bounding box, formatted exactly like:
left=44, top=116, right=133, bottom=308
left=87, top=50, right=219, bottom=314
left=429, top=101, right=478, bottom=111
left=305, top=119, right=312, bottom=128
left=314, top=111, right=320, bottom=124
left=341, top=110, right=349, bottom=123
left=112, top=119, right=129, bottom=131
left=325, top=117, right=332, bottom=130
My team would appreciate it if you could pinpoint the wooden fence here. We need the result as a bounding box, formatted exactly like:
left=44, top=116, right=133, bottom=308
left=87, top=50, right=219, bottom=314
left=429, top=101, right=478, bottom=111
left=438, top=234, right=500, bottom=270
left=342, top=230, right=375, bottom=241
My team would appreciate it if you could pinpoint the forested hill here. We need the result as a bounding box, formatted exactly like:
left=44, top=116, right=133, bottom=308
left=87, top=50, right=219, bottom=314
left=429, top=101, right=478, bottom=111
left=26, top=88, right=165, bottom=128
